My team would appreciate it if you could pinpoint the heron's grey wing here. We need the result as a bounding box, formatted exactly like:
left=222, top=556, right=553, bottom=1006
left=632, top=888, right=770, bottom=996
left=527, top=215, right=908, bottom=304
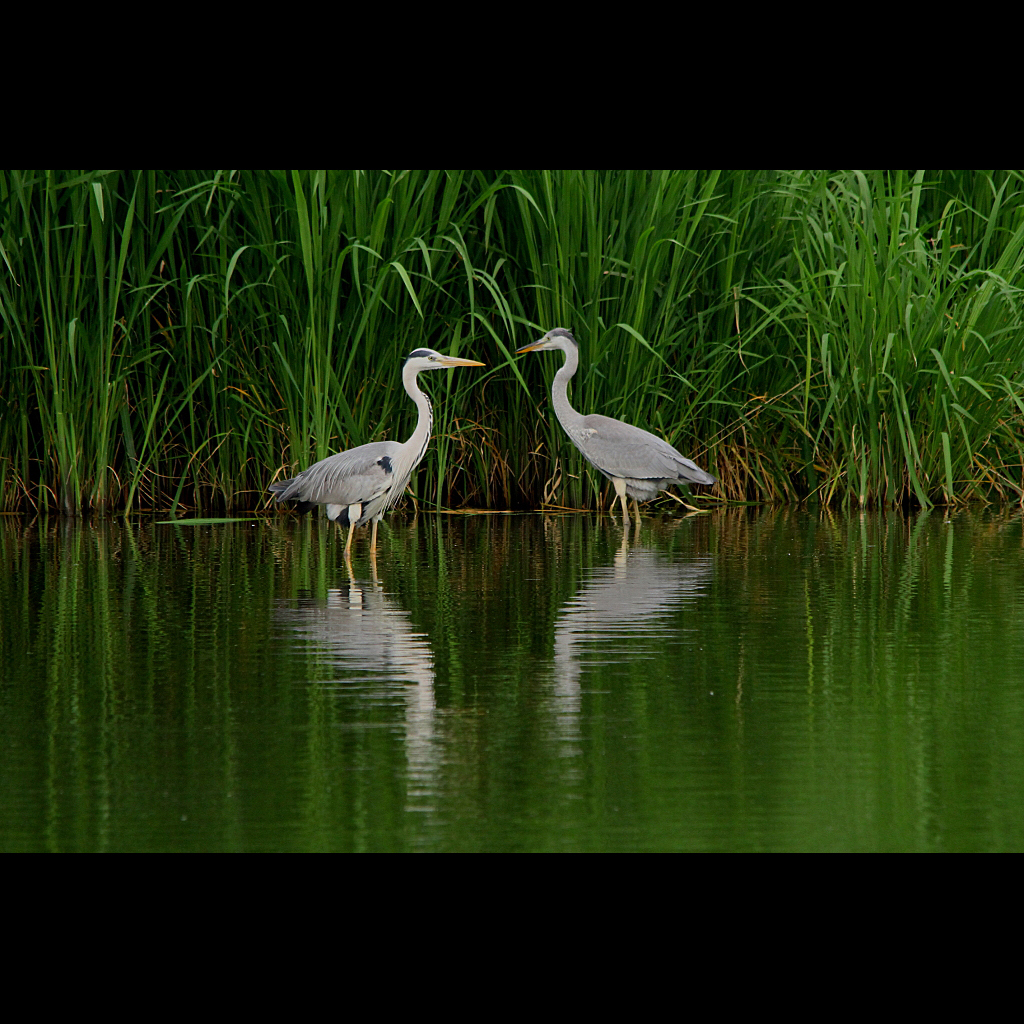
left=578, top=415, right=715, bottom=485
left=269, top=441, right=403, bottom=505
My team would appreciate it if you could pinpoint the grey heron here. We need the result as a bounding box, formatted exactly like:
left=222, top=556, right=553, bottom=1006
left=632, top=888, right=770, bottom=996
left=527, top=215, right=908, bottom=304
left=269, top=348, right=484, bottom=556
left=516, top=328, right=715, bottom=518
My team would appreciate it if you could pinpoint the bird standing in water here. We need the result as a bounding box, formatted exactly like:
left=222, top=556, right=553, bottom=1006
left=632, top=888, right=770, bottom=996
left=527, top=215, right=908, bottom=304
left=269, top=348, right=484, bottom=557
left=516, top=328, right=714, bottom=518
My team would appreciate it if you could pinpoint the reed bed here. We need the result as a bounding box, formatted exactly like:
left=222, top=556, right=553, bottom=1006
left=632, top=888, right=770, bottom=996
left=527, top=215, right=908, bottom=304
left=1, top=169, right=1022, bottom=514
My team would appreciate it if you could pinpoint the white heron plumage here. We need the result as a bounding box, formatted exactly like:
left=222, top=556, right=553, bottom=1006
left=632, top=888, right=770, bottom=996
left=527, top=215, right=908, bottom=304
left=516, top=328, right=715, bottom=517
left=269, top=348, right=484, bottom=556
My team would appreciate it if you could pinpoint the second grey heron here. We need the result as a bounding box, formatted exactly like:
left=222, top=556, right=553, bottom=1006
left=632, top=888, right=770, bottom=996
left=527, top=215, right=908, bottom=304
left=516, top=328, right=715, bottom=518
left=269, top=348, right=484, bottom=556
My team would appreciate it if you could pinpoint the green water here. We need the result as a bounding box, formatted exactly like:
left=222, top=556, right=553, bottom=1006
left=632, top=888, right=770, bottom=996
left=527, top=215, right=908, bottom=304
left=2, top=508, right=1023, bottom=852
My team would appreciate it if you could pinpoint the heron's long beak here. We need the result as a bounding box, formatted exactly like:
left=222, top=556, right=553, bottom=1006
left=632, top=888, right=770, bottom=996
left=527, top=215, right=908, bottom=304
left=438, top=355, right=485, bottom=367
left=515, top=339, right=546, bottom=354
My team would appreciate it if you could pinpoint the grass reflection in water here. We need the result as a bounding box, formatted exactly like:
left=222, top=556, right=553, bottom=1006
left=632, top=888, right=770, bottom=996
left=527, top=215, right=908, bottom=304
left=1, top=508, right=1022, bottom=851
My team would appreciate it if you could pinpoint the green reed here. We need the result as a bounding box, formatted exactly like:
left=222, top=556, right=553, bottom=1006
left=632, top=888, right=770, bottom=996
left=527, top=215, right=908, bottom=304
left=740, top=170, right=1024, bottom=505
left=1, top=170, right=1022, bottom=514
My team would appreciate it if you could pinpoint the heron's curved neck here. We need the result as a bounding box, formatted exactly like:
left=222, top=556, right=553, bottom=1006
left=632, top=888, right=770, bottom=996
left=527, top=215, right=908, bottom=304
left=403, top=361, right=434, bottom=465
left=551, top=340, right=583, bottom=432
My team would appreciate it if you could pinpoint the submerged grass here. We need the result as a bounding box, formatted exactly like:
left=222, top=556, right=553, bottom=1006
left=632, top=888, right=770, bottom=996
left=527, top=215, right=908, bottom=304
left=1, top=169, right=1023, bottom=514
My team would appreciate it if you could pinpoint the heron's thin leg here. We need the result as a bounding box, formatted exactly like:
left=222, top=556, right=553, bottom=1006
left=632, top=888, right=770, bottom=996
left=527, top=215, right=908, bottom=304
left=344, top=521, right=356, bottom=559
left=613, top=478, right=629, bottom=523
left=370, top=517, right=379, bottom=554
left=631, top=499, right=641, bottom=524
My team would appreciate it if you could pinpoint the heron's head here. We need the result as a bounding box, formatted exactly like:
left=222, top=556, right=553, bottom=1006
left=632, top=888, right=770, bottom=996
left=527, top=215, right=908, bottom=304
left=516, top=328, right=577, bottom=355
left=405, top=348, right=485, bottom=371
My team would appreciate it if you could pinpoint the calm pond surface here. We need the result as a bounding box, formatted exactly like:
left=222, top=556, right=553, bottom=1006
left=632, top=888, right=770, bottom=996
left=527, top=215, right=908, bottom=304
left=2, top=507, right=1023, bottom=852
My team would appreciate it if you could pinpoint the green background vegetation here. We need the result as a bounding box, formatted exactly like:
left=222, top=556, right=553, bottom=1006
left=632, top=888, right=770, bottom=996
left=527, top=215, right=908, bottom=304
left=1, top=170, right=1022, bottom=514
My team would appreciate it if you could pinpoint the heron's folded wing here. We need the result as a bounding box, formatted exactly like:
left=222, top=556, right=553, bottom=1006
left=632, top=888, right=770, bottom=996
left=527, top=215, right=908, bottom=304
left=580, top=416, right=714, bottom=484
left=270, top=441, right=402, bottom=504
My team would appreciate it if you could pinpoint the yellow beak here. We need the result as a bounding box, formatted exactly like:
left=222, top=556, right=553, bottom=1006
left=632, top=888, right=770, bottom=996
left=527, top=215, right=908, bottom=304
left=438, top=355, right=486, bottom=367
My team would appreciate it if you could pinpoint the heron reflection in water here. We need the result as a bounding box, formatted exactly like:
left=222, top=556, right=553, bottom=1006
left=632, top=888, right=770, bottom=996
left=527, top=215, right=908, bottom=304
left=549, top=520, right=713, bottom=759
left=275, top=565, right=437, bottom=807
